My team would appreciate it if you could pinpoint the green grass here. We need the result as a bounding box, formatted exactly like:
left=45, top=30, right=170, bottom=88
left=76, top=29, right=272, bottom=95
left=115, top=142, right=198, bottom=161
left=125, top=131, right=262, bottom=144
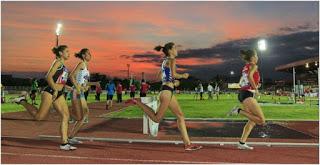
left=1, top=92, right=132, bottom=113
left=1, top=93, right=318, bottom=120
left=108, top=93, right=319, bottom=120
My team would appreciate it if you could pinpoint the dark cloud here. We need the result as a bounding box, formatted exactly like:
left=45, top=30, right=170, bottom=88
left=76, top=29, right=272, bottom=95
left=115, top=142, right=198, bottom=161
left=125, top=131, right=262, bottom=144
left=126, top=53, right=163, bottom=63
left=279, top=23, right=315, bottom=33
left=128, top=30, right=319, bottom=80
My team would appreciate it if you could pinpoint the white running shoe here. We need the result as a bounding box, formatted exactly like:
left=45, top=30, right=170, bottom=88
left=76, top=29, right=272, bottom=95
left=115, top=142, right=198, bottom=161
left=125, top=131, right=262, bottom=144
left=237, top=143, right=254, bottom=150
left=10, top=96, right=26, bottom=104
left=68, top=117, right=76, bottom=124
left=84, top=116, right=89, bottom=123
left=227, top=106, right=240, bottom=116
left=68, top=137, right=83, bottom=145
left=60, top=143, right=77, bottom=151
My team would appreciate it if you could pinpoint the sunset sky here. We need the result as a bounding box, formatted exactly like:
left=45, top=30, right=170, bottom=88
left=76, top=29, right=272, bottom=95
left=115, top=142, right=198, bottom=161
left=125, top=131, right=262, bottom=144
left=2, top=1, right=319, bottom=80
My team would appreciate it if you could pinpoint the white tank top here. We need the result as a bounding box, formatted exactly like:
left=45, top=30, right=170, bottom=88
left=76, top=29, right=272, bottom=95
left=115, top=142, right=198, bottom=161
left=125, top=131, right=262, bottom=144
left=76, top=65, right=90, bottom=86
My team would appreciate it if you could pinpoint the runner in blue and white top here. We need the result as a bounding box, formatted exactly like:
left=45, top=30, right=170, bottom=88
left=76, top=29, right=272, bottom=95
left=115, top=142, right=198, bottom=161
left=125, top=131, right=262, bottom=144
left=69, top=48, right=100, bottom=145
left=125, top=42, right=202, bottom=151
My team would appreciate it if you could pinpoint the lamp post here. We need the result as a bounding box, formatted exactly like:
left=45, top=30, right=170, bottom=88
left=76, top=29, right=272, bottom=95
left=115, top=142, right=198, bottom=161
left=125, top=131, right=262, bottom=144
left=55, top=23, right=62, bottom=46
left=257, top=39, right=267, bottom=91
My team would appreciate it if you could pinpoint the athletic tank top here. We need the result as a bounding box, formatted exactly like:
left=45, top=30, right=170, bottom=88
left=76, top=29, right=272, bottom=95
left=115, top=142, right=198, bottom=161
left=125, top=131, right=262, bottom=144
left=53, top=64, right=68, bottom=85
left=161, top=58, right=174, bottom=83
left=239, top=63, right=260, bottom=91
left=76, top=65, right=90, bottom=86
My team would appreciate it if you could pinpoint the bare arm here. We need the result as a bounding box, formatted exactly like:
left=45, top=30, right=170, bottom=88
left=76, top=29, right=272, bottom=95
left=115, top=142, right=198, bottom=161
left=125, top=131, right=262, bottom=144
left=87, top=81, right=100, bottom=86
left=169, top=58, right=188, bottom=79
left=248, top=64, right=258, bottom=90
left=69, top=62, right=84, bottom=92
left=45, top=60, right=64, bottom=91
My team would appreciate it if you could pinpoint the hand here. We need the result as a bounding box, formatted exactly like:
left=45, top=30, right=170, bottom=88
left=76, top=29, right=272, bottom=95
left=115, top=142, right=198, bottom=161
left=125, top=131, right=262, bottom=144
left=255, top=89, right=260, bottom=96
left=173, top=80, right=180, bottom=87
left=76, top=86, right=82, bottom=94
left=82, top=86, right=89, bottom=92
left=257, top=83, right=262, bottom=88
left=183, top=73, right=189, bottom=79
left=54, top=84, right=64, bottom=91
left=65, top=85, right=73, bottom=91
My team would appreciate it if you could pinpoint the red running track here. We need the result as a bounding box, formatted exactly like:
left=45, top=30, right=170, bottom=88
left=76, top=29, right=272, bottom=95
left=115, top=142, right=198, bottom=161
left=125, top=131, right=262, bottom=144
left=2, top=136, right=318, bottom=164
left=1, top=102, right=319, bottom=163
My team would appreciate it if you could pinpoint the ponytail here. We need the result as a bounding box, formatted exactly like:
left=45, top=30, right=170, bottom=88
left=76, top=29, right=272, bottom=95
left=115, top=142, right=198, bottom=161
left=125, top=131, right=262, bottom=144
left=154, top=42, right=175, bottom=56
left=52, top=45, right=68, bottom=58
left=74, top=48, right=89, bottom=60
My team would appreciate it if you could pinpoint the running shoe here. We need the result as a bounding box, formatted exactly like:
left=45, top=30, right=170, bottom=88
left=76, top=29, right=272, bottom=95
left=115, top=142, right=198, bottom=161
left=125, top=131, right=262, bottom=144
left=184, top=144, right=203, bottom=151
left=227, top=106, right=240, bottom=116
left=10, top=96, right=26, bottom=104
left=60, top=143, right=77, bottom=151
left=68, top=117, right=76, bottom=124
left=68, top=137, right=83, bottom=145
left=237, top=143, right=254, bottom=150
left=125, top=98, right=137, bottom=105
left=84, top=116, right=89, bottom=123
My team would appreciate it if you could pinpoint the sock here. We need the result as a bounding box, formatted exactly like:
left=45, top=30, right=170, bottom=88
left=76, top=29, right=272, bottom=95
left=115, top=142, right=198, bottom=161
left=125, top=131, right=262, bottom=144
left=239, top=141, right=245, bottom=145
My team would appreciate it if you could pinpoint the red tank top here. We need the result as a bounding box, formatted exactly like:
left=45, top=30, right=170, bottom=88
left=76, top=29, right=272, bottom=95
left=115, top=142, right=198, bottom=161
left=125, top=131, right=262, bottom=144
left=239, top=63, right=260, bottom=91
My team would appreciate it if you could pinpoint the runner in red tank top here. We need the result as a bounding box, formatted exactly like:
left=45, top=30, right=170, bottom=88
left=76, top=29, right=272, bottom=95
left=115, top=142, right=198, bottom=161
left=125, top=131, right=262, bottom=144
left=227, top=49, right=265, bottom=150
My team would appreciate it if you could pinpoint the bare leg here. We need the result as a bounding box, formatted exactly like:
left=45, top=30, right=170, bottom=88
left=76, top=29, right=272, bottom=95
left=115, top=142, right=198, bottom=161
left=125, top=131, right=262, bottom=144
left=53, top=95, right=70, bottom=144
left=135, top=90, right=172, bottom=123
left=20, top=92, right=53, bottom=120
left=168, top=95, right=191, bottom=145
left=69, top=98, right=88, bottom=138
left=240, top=120, right=256, bottom=143
left=240, top=98, right=265, bottom=125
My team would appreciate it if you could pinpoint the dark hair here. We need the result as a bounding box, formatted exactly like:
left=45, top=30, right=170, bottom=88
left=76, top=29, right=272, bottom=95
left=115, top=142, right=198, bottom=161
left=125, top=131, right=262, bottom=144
left=75, top=48, right=89, bottom=60
left=240, top=49, right=257, bottom=62
left=52, top=45, right=68, bottom=58
left=154, top=42, right=175, bottom=56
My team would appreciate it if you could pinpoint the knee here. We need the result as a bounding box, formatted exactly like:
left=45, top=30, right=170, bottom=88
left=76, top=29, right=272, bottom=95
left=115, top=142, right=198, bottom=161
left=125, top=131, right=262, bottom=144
left=153, top=117, right=161, bottom=123
left=248, top=121, right=256, bottom=127
left=62, top=112, right=70, bottom=121
left=74, top=115, right=82, bottom=121
left=257, top=118, right=266, bottom=126
left=176, top=113, right=185, bottom=121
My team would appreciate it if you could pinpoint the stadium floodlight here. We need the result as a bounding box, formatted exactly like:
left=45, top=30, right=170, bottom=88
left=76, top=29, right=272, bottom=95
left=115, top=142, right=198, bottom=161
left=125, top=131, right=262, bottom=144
left=56, top=23, right=62, bottom=36
left=305, top=63, right=309, bottom=68
left=258, top=39, right=267, bottom=51
left=55, top=23, right=63, bottom=46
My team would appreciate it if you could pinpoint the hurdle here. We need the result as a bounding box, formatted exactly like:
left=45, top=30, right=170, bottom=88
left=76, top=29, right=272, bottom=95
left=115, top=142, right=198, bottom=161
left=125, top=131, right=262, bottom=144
left=141, top=96, right=159, bottom=137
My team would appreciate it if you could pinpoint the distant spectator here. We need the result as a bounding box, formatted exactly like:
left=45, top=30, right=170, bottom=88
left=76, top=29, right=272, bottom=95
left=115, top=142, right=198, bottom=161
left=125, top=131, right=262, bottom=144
left=95, top=84, right=102, bottom=101
left=140, top=79, right=150, bottom=97
left=207, top=83, right=213, bottom=100
left=199, top=83, right=204, bottom=100
left=130, top=83, right=136, bottom=99
left=116, top=82, right=123, bottom=103
left=106, top=80, right=116, bottom=110
left=215, top=83, right=220, bottom=100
